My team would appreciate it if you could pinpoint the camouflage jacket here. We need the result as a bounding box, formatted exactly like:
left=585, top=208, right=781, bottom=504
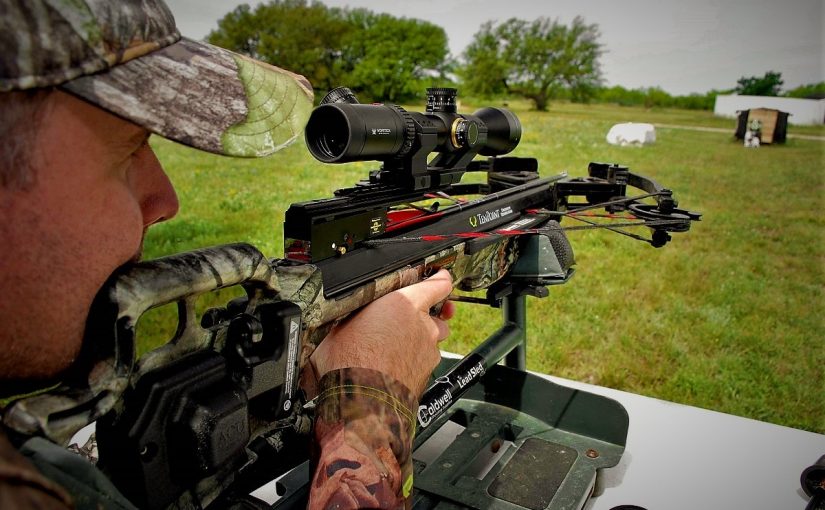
left=309, top=368, right=417, bottom=510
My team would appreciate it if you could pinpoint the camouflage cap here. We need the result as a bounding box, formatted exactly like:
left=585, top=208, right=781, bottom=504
left=0, top=0, right=314, bottom=157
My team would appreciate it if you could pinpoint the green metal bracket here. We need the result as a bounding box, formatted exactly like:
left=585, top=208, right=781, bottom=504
left=412, top=361, right=628, bottom=510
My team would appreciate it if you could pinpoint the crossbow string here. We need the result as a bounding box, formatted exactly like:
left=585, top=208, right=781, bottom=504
left=365, top=191, right=697, bottom=248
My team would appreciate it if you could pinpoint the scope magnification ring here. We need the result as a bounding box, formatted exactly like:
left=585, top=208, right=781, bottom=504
left=389, top=105, right=416, bottom=158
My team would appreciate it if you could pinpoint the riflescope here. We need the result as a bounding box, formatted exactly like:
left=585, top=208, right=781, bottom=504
left=305, top=87, right=522, bottom=166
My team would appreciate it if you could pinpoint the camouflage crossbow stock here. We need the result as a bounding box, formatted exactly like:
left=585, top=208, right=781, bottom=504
left=3, top=88, right=700, bottom=509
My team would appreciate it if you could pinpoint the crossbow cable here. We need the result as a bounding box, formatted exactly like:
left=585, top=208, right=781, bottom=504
left=365, top=189, right=701, bottom=249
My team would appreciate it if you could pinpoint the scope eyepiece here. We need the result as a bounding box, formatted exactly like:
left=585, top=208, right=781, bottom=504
left=305, top=103, right=413, bottom=163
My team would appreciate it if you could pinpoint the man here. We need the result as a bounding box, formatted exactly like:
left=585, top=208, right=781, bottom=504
left=0, top=0, right=454, bottom=508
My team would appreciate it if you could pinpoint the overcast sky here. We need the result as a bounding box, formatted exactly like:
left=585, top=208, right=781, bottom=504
left=165, top=0, right=823, bottom=95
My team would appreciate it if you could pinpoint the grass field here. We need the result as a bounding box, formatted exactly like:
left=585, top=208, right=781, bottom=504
left=143, top=101, right=824, bottom=433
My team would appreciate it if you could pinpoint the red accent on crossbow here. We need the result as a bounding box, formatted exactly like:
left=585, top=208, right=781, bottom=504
left=385, top=210, right=445, bottom=233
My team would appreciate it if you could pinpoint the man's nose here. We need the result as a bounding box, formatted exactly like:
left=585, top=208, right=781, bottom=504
left=135, top=144, right=180, bottom=228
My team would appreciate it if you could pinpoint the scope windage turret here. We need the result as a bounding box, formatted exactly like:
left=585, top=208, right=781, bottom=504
left=305, top=87, right=522, bottom=164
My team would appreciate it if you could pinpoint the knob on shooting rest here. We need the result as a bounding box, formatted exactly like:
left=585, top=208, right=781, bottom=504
left=802, top=455, right=825, bottom=510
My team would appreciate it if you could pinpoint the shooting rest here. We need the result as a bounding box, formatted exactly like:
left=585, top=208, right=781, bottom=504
left=410, top=360, right=628, bottom=510
left=255, top=291, right=629, bottom=510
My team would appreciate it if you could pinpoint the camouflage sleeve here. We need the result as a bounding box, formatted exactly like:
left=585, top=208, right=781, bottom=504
left=308, top=368, right=417, bottom=510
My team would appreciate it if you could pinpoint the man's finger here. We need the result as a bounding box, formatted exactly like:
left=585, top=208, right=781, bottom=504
left=395, top=269, right=454, bottom=310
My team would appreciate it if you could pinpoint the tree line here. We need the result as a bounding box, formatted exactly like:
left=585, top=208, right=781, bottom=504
left=208, top=1, right=825, bottom=110
left=594, top=73, right=825, bottom=111
left=208, top=0, right=450, bottom=103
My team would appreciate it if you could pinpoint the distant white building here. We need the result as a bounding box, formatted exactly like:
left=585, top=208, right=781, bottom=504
left=714, top=94, right=825, bottom=125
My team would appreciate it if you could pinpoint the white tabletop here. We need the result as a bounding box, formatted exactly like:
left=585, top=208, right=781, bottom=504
left=533, top=373, right=825, bottom=510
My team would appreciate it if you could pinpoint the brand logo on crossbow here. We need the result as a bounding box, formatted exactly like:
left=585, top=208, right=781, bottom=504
left=469, top=206, right=513, bottom=228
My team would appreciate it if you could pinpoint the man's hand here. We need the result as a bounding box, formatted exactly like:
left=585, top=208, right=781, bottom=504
left=310, top=269, right=455, bottom=396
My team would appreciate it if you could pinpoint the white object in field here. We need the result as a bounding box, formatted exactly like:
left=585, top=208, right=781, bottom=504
left=744, top=118, right=762, bottom=147
left=606, top=123, right=656, bottom=146
left=744, top=130, right=761, bottom=147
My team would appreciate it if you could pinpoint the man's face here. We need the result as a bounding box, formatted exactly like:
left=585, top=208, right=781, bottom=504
left=0, top=91, right=179, bottom=382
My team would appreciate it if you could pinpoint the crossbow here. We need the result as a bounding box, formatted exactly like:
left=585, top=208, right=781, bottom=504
left=3, top=88, right=700, bottom=509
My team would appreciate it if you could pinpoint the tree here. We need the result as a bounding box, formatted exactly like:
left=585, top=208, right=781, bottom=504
left=460, top=17, right=603, bottom=110
left=207, top=1, right=450, bottom=102
left=339, top=12, right=450, bottom=102
left=208, top=1, right=352, bottom=94
left=458, top=21, right=510, bottom=97
left=785, top=82, right=825, bottom=99
left=735, top=71, right=783, bottom=96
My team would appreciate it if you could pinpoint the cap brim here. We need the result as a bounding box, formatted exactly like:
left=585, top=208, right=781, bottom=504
left=61, top=37, right=314, bottom=157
